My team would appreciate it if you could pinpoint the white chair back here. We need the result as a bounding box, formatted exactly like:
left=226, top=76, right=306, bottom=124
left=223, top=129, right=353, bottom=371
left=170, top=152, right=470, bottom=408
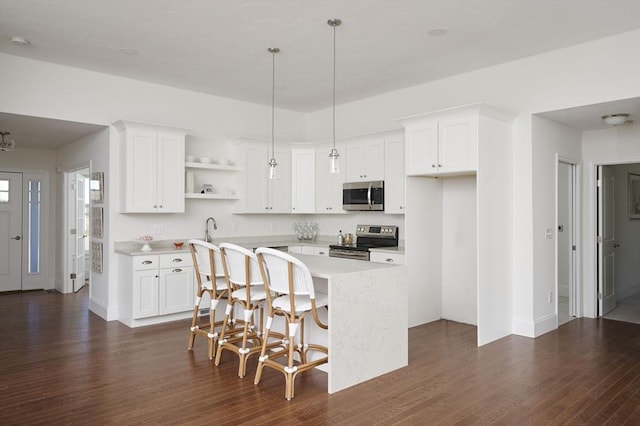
left=188, top=239, right=224, bottom=279
left=255, top=247, right=316, bottom=299
left=219, top=243, right=263, bottom=286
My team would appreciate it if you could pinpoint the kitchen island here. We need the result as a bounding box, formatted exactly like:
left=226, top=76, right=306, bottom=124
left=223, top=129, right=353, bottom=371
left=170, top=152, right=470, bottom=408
left=288, top=253, right=408, bottom=394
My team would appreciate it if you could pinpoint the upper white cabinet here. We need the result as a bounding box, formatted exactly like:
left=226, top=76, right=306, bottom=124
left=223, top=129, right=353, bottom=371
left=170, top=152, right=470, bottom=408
left=115, top=121, right=187, bottom=213
left=384, top=132, right=405, bottom=214
left=401, top=110, right=480, bottom=177
left=345, top=136, right=385, bottom=182
left=315, top=142, right=346, bottom=214
left=240, top=141, right=291, bottom=213
left=291, top=149, right=316, bottom=213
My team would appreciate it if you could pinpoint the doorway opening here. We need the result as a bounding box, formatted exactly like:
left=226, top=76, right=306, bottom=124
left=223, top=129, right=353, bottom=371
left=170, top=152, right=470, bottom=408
left=557, top=159, right=578, bottom=326
left=65, top=167, right=91, bottom=294
left=596, top=162, right=640, bottom=324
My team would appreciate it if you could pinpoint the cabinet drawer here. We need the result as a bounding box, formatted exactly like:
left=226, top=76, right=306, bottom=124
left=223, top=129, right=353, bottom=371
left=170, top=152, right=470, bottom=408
left=370, top=252, right=405, bottom=265
left=133, top=255, right=160, bottom=271
left=159, top=253, right=193, bottom=268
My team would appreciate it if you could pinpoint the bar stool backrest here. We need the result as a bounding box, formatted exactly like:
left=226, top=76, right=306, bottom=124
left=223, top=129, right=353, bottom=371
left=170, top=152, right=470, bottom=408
left=219, top=243, right=262, bottom=287
left=255, top=247, right=316, bottom=299
left=188, top=239, right=224, bottom=279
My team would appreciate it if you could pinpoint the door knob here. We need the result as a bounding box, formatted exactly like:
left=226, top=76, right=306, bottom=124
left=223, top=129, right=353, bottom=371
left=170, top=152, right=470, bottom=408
left=12, top=235, right=21, bottom=240
left=613, top=243, right=621, bottom=248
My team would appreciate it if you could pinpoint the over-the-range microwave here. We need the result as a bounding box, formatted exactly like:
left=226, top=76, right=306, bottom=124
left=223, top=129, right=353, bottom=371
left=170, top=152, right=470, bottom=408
left=343, top=181, right=384, bottom=211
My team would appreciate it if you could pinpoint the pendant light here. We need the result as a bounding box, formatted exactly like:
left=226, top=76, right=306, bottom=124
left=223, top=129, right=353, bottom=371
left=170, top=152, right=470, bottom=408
left=267, top=47, right=280, bottom=179
left=0, top=131, right=16, bottom=152
left=328, top=18, right=341, bottom=174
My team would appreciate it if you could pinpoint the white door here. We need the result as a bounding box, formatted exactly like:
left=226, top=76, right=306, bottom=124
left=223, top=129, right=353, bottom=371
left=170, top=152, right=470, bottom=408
left=0, top=172, right=23, bottom=291
left=598, top=165, right=617, bottom=316
left=557, top=161, right=576, bottom=323
left=74, top=174, right=87, bottom=292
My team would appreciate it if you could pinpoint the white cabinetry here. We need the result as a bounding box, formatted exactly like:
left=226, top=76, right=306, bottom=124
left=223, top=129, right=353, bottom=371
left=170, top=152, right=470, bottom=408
left=315, top=142, right=346, bottom=214
left=123, top=253, right=194, bottom=323
left=345, top=136, right=385, bottom=182
left=115, top=121, right=187, bottom=213
left=384, top=133, right=405, bottom=214
left=288, top=245, right=329, bottom=256
left=370, top=251, right=405, bottom=265
left=291, top=149, right=316, bottom=213
left=240, top=142, right=291, bottom=213
left=402, top=113, right=478, bottom=176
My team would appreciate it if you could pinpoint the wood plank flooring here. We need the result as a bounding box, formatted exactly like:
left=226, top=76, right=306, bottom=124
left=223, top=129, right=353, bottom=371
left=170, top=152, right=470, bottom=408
left=1, top=289, right=639, bottom=425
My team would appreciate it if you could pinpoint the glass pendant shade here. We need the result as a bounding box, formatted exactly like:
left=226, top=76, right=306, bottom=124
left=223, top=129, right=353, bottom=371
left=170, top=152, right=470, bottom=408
left=268, top=157, right=278, bottom=179
left=329, top=148, right=340, bottom=173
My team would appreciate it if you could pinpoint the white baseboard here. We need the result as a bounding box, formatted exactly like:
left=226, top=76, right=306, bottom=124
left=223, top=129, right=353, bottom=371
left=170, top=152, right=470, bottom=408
left=512, top=313, right=557, bottom=338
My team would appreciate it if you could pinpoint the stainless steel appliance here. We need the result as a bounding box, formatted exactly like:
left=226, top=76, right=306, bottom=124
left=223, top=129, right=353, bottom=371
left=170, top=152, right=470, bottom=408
left=343, top=181, right=384, bottom=211
left=329, top=225, right=398, bottom=261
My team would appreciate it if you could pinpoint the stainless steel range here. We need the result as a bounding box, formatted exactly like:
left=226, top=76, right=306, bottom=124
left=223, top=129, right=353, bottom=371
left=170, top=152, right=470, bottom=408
left=329, top=225, right=399, bottom=261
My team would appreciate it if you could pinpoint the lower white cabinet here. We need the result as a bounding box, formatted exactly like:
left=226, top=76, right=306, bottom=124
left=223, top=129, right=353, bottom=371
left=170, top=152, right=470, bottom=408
left=288, top=245, right=329, bottom=256
left=126, top=253, right=194, bottom=320
left=369, top=251, right=405, bottom=265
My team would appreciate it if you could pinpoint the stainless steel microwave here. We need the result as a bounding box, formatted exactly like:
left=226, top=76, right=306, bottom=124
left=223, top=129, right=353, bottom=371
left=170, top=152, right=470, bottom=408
left=343, top=181, right=384, bottom=211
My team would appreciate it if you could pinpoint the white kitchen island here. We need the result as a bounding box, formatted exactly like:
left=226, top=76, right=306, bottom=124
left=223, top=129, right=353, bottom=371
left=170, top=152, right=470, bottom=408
left=288, top=253, right=408, bottom=394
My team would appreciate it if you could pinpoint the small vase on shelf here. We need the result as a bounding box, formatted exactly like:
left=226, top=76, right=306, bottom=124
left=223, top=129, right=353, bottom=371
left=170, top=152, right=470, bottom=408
left=140, top=235, right=153, bottom=252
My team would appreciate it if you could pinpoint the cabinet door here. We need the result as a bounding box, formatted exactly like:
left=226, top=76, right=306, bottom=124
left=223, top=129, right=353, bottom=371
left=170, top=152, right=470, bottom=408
left=384, top=137, right=405, bottom=214
left=125, top=130, right=158, bottom=212
left=133, top=269, right=159, bottom=318
left=437, top=115, right=478, bottom=174
left=370, top=251, right=405, bottom=265
left=313, top=246, right=329, bottom=257
left=291, top=149, right=315, bottom=213
left=244, top=145, right=269, bottom=213
left=405, top=121, right=438, bottom=176
left=363, top=137, right=385, bottom=181
left=345, top=143, right=366, bottom=182
left=315, top=142, right=345, bottom=214
left=268, top=146, right=291, bottom=213
left=158, top=266, right=194, bottom=315
left=156, top=132, right=185, bottom=213
left=288, top=246, right=302, bottom=254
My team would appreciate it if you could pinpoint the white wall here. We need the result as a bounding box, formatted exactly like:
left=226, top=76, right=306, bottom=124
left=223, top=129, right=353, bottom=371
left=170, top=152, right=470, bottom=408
left=530, top=116, right=582, bottom=335
left=581, top=122, right=640, bottom=317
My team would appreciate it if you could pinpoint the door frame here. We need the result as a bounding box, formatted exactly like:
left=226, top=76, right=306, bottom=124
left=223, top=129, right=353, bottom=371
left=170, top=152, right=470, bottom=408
left=63, top=164, right=91, bottom=294
left=584, top=157, right=640, bottom=318
left=556, top=156, right=580, bottom=323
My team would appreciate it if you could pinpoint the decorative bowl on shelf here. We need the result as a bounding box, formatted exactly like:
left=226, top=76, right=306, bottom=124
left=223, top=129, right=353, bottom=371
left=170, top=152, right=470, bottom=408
left=186, top=155, right=195, bottom=162
left=173, top=242, right=184, bottom=249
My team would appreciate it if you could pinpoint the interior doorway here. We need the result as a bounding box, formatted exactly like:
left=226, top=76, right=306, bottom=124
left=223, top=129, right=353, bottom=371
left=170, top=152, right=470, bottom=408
left=65, top=167, right=90, bottom=293
left=557, top=160, right=577, bottom=326
left=596, top=162, right=640, bottom=324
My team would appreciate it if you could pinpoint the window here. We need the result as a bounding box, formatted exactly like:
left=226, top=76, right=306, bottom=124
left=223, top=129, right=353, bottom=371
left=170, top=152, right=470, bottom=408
left=28, top=179, right=41, bottom=274
left=0, top=179, right=8, bottom=202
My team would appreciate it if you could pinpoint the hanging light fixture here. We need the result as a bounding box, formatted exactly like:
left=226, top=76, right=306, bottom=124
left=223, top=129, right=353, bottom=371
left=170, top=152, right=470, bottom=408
left=0, top=131, right=16, bottom=152
left=267, top=47, right=280, bottom=179
left=328, top=18, right=341, bottom=174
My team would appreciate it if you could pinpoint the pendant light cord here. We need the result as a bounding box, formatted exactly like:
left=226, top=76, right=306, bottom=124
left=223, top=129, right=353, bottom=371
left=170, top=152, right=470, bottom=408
left=332, top=22, right=336, bottom=150
left=271, top=48, right=276, bottom=158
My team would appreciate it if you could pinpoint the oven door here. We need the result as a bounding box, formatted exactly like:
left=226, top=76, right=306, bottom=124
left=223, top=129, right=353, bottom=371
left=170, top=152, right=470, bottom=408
left=343, top=181, right=384, bottom=211
left=328, top=247, right=370, bottom=261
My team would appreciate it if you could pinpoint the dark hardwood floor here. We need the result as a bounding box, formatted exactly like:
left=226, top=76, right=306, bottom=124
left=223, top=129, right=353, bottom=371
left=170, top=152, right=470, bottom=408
left=1, top=289, right=639, bottom=425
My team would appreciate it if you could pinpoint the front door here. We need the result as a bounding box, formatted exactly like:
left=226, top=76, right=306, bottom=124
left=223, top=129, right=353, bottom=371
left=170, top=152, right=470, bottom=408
left=598, top=165, right=617, bottom=316
left=0, top=172, right=23, bottom=291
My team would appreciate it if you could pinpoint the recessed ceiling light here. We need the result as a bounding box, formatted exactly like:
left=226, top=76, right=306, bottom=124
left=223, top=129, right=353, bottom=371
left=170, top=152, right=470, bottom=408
left=11, top=36, right=30, bottom=46
left=428, top=28, right=448, bottom=37
left=119, top=48, right=139, bottom=55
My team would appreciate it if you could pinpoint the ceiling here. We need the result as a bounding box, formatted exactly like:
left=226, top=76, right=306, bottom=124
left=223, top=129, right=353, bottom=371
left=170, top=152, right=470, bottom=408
left=0, top=0, right=639, bottom=148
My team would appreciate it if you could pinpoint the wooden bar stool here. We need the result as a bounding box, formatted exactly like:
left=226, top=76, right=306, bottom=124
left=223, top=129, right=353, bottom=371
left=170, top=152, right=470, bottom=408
left=254, top=247, right=328, bottom=400
left=187, top=239, right=228, bottom=359
left=214, top=243, right=284, bottom=378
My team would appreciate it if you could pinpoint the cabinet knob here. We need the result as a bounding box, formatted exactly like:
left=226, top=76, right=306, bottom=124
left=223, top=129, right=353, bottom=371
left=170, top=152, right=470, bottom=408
left=159, top=205, right=163, bottom=208
left=292, top=207, right=295, bottom=210
left=142, top=260, right=153, bottom=265
left=270, top=207, right=273, bottom=210
left=172, top=258, right=182, bottom=263
left=172, top=268, right=183, bottom=273
left=385, top=258, right=394, bottom=263
left=153, top=204, right=158, bottom=208
left=431, top=164, right=436, bottom=168
left=438, top=164, right=442, bottom=168
left=318, top=251, right=325, bottom=255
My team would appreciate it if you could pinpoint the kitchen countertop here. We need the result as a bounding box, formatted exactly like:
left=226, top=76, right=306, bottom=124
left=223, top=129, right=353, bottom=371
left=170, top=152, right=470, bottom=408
left=115, top=236, right=405, bottom=256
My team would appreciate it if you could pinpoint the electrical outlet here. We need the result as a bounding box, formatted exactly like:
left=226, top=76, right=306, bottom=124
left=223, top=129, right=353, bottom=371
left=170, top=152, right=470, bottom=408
left=152, top=224, right=164, bottom=234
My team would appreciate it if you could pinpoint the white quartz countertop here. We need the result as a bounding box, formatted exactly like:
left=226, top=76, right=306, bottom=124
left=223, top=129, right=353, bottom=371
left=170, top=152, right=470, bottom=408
left=289, top=253, right=403, bottom=279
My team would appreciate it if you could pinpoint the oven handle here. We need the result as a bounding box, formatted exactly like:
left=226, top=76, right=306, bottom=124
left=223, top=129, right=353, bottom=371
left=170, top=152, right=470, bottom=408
left=367, top=182, right=372, bottom=208
left=330, top=250, right=369, bottom=259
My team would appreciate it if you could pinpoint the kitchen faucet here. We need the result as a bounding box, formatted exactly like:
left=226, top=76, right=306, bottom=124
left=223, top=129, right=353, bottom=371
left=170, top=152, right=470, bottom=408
left=205, top=217, right=217, bottom=242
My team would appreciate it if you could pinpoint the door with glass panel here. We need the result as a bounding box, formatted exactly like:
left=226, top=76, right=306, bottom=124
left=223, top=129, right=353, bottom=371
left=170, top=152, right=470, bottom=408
left=0, top=172, right=22, bottom=291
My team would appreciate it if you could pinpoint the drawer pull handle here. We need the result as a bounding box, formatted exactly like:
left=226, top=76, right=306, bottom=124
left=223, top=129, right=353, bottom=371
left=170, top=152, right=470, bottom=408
left=142, top=260, right=153, bottom=265
left=172, top=268, right=183, bottom=273
left=386, top=258, right=394, bottom=263
left=172, top=258, right=182, bottom=263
